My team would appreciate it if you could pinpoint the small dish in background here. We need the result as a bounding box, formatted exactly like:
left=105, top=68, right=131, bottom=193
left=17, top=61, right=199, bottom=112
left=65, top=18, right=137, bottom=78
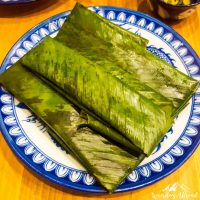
left=0, top=0, right=36, bottom=5
left=147, top=0, right=200, bottom=20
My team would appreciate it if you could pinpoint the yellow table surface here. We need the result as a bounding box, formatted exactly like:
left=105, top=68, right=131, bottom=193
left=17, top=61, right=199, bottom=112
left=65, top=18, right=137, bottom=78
left=0, top=1, right=199, bottom=200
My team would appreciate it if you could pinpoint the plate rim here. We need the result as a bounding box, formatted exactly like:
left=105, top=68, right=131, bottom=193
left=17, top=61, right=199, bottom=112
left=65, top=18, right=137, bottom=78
left=0, top=6, right=199, bottom=194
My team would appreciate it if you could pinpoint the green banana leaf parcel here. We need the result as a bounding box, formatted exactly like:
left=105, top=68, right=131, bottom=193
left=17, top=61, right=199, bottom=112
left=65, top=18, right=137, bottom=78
left=0, top=63, right=145, bottom=193
left=38, top=74, right=143, bottom=154
left=56, top=3, right=199, bottom=117
left=21, top=37, right=174, bottom=156
left=66, top=3, right=148, bottom=49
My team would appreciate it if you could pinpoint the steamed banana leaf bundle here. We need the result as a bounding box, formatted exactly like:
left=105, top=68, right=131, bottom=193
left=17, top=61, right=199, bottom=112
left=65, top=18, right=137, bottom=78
left=56, top=17, right=173, bottom=112
left=21, top=37, right=173, bottom=156
left=56, top=3, right=199, bottom=116
left=0, top=63, right=145, bottom=193
left=39, top=75, right=143, bottom=154
left=66, top=3, right=148, bottom=49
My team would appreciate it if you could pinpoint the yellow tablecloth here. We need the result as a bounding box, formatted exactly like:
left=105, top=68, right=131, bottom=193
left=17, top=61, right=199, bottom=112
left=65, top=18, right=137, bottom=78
left=0, top=1, right=199, bottom=200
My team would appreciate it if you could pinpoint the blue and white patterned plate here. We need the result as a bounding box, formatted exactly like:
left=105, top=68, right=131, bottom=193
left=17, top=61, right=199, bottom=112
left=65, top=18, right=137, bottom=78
left=0, top=7, right=199, bottom=193
left=0, top=0, right=36, bottom=5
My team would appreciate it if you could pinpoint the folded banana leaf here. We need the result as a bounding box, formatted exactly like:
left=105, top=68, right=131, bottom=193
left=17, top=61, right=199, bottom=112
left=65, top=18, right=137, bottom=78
left=66, top=3, right=148, bottom=50
left=57, top=3, right=199, bottom=117
left=0, top=63, right=145, bottom=193
left=56, top=20, right=173, bottom=113
left=38, top=74, right=143, bottom=154
left=21, top=37, right=173, bottom=155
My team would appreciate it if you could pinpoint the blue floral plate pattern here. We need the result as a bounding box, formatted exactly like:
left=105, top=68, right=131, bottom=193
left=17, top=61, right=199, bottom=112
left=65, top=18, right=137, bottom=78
left=0, top=7, right=199, bottom=193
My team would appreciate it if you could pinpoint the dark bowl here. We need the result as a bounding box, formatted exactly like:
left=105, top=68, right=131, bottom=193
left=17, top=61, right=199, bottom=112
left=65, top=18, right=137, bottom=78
left=147, top=0, right=200, bottom=20
left=0, top=0, right=37, bottom=5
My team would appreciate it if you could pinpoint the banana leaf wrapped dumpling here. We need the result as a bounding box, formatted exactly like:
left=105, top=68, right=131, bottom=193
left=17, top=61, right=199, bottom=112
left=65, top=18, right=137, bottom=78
left=0, top=63, right=145, bottom=193
left=56, top=3, right=199, bottom=117
left=66, top=3, right=148, bottom=49
left=21, top=37, right=174, bottom=156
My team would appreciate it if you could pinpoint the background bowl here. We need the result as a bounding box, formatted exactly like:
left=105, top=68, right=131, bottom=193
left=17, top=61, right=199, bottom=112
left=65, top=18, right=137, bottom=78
left=147, top=0, right=200, bottom=19
left=0, top=0, right=36, bottom=5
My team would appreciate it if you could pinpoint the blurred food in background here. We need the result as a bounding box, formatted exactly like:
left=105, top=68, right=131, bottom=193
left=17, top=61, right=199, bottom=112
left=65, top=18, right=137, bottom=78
left=147, top=0, right=200, bottom=19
